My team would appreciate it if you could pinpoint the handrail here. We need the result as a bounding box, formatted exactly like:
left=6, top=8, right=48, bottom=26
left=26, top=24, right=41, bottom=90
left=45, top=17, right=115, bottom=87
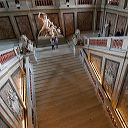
left=0, top=47, right=21, bottom=71
left=82, top=36, right=128, bottom=51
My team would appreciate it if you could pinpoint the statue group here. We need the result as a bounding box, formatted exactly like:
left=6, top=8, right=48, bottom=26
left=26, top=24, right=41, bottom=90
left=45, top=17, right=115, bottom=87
left=19, top=35, right=34, bottom=54
left=38, top=12, right=61, bottom=37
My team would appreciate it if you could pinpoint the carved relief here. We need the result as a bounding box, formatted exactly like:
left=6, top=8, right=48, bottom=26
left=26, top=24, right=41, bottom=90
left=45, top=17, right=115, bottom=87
left=103, top=59, right=119, bottom=98
left=105, top=12, right=117, bottom=35
left=0, top=80, right=24, bottom=121
left=63, top=13, right=75, bottom=36
left=77, top=12, right=93, bottom=31
left=0, top=16, right=16, bottom=40
left=90, top=54, right=102, bottom=75
left=15, top=15, right=34, bottom=40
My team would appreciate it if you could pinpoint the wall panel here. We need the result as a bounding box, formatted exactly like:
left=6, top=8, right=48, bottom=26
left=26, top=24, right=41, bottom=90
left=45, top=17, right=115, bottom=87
left=105, top=12, right=117, bottom=35
left=63, top=13, right=75, bottom=36
left=90, top=54, right=102, bottom=75
left=0, top=16, right=16, bottom=40
left=77, top=11, right=93, bottom=31
left=116, top=15, right=127, bottom=34
left=15, top=15, right=34, bottom=40
left=103, top=59, right=119, bottom=99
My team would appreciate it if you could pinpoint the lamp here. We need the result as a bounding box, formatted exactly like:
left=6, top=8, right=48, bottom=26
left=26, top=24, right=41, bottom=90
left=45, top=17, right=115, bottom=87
left=66, top=0, right=69, bottom=7
left=15, top=0, right=20, bottom=9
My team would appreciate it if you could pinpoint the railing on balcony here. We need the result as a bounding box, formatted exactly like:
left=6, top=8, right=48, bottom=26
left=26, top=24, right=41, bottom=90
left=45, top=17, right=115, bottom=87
left=0, top=1, right=5, bottom=8
left=83, top=36, right=128, bottom=51
left=35, top=0, right=53, bottom=6
left=78, top=0, right=93, bottom=5
left=107, top=0, right=120, bottom=6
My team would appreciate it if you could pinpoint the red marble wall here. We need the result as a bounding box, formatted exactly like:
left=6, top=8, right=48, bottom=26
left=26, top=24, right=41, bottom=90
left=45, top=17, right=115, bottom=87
left=0, top=16, right=16, bottom=40
left=77, top=11, right=93, bottom=32
left=15, top=15, right=34, bottom=40
left=63, top=13, right=75, bottom=36
left=105, top=12, right=117, bottom=35
left=34, top=13, right=60, bottom=34
left=116, top=15, right=127, bottom=34
left=111, top=39, right=123, bottom=49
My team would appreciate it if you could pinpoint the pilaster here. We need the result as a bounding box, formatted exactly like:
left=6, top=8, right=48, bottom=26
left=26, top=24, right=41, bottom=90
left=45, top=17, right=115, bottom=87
left=9, top=15, right=20, bottom=38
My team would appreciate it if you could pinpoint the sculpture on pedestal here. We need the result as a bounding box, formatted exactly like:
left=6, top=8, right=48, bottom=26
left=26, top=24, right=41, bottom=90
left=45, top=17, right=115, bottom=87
left=19, top=35, right=34, bottom=54
left=72, top=29, right=84, bottom=46
left=38, top=12, right=61, bottom=38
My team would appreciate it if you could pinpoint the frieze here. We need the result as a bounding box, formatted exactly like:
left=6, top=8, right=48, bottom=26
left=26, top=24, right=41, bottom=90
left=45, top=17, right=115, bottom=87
left=0, top=80, right=24, bottom=122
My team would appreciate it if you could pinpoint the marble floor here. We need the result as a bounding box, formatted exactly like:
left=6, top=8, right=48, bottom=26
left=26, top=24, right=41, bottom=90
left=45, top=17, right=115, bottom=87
left=33, top=45, right=114, bottom=128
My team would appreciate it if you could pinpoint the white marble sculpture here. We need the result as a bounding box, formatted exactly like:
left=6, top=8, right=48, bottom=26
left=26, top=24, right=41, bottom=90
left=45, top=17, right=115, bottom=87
left=38, top=12, right=61, bottom=37
left=19, top=35, right=34, bottom=54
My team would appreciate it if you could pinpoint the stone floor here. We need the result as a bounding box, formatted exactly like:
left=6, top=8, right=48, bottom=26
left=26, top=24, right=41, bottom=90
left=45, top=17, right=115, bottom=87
left=33, top=44, right=114, bottom=128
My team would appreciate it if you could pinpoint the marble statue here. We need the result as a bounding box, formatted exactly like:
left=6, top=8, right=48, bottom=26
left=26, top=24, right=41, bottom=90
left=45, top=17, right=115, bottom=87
left=38, top=12, right=61, bottom=37
left=19, top=35, right=34, bottom=54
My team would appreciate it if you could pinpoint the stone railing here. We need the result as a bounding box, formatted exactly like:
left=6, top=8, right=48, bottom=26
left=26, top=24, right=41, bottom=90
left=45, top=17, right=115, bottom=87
left=77, top=0, right=93, bottom=5
left=89, top=39, right=107, bottom=47
left=0, top=1, right=5, bottom=8
left=83, top=36, right=128, bottom=51
left=107, top=0, right=119, bottom=6
left=35, top=0, right=53, bottom=6
left=0, top=49, right=16, bottom=65
left=0, top=47, right=22, bottom=71
left=78, top=35, right=128, bottom=128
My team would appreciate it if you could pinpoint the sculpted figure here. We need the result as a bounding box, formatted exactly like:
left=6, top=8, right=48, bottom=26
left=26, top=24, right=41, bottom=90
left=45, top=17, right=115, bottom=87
left=38, top=12, right=62, bottom=37
left=38, top=12, right=53, bottom=37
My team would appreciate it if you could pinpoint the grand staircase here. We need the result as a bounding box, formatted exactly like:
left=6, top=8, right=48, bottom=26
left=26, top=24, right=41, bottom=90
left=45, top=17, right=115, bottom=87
left=33, top=45, right=114, bottom=128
